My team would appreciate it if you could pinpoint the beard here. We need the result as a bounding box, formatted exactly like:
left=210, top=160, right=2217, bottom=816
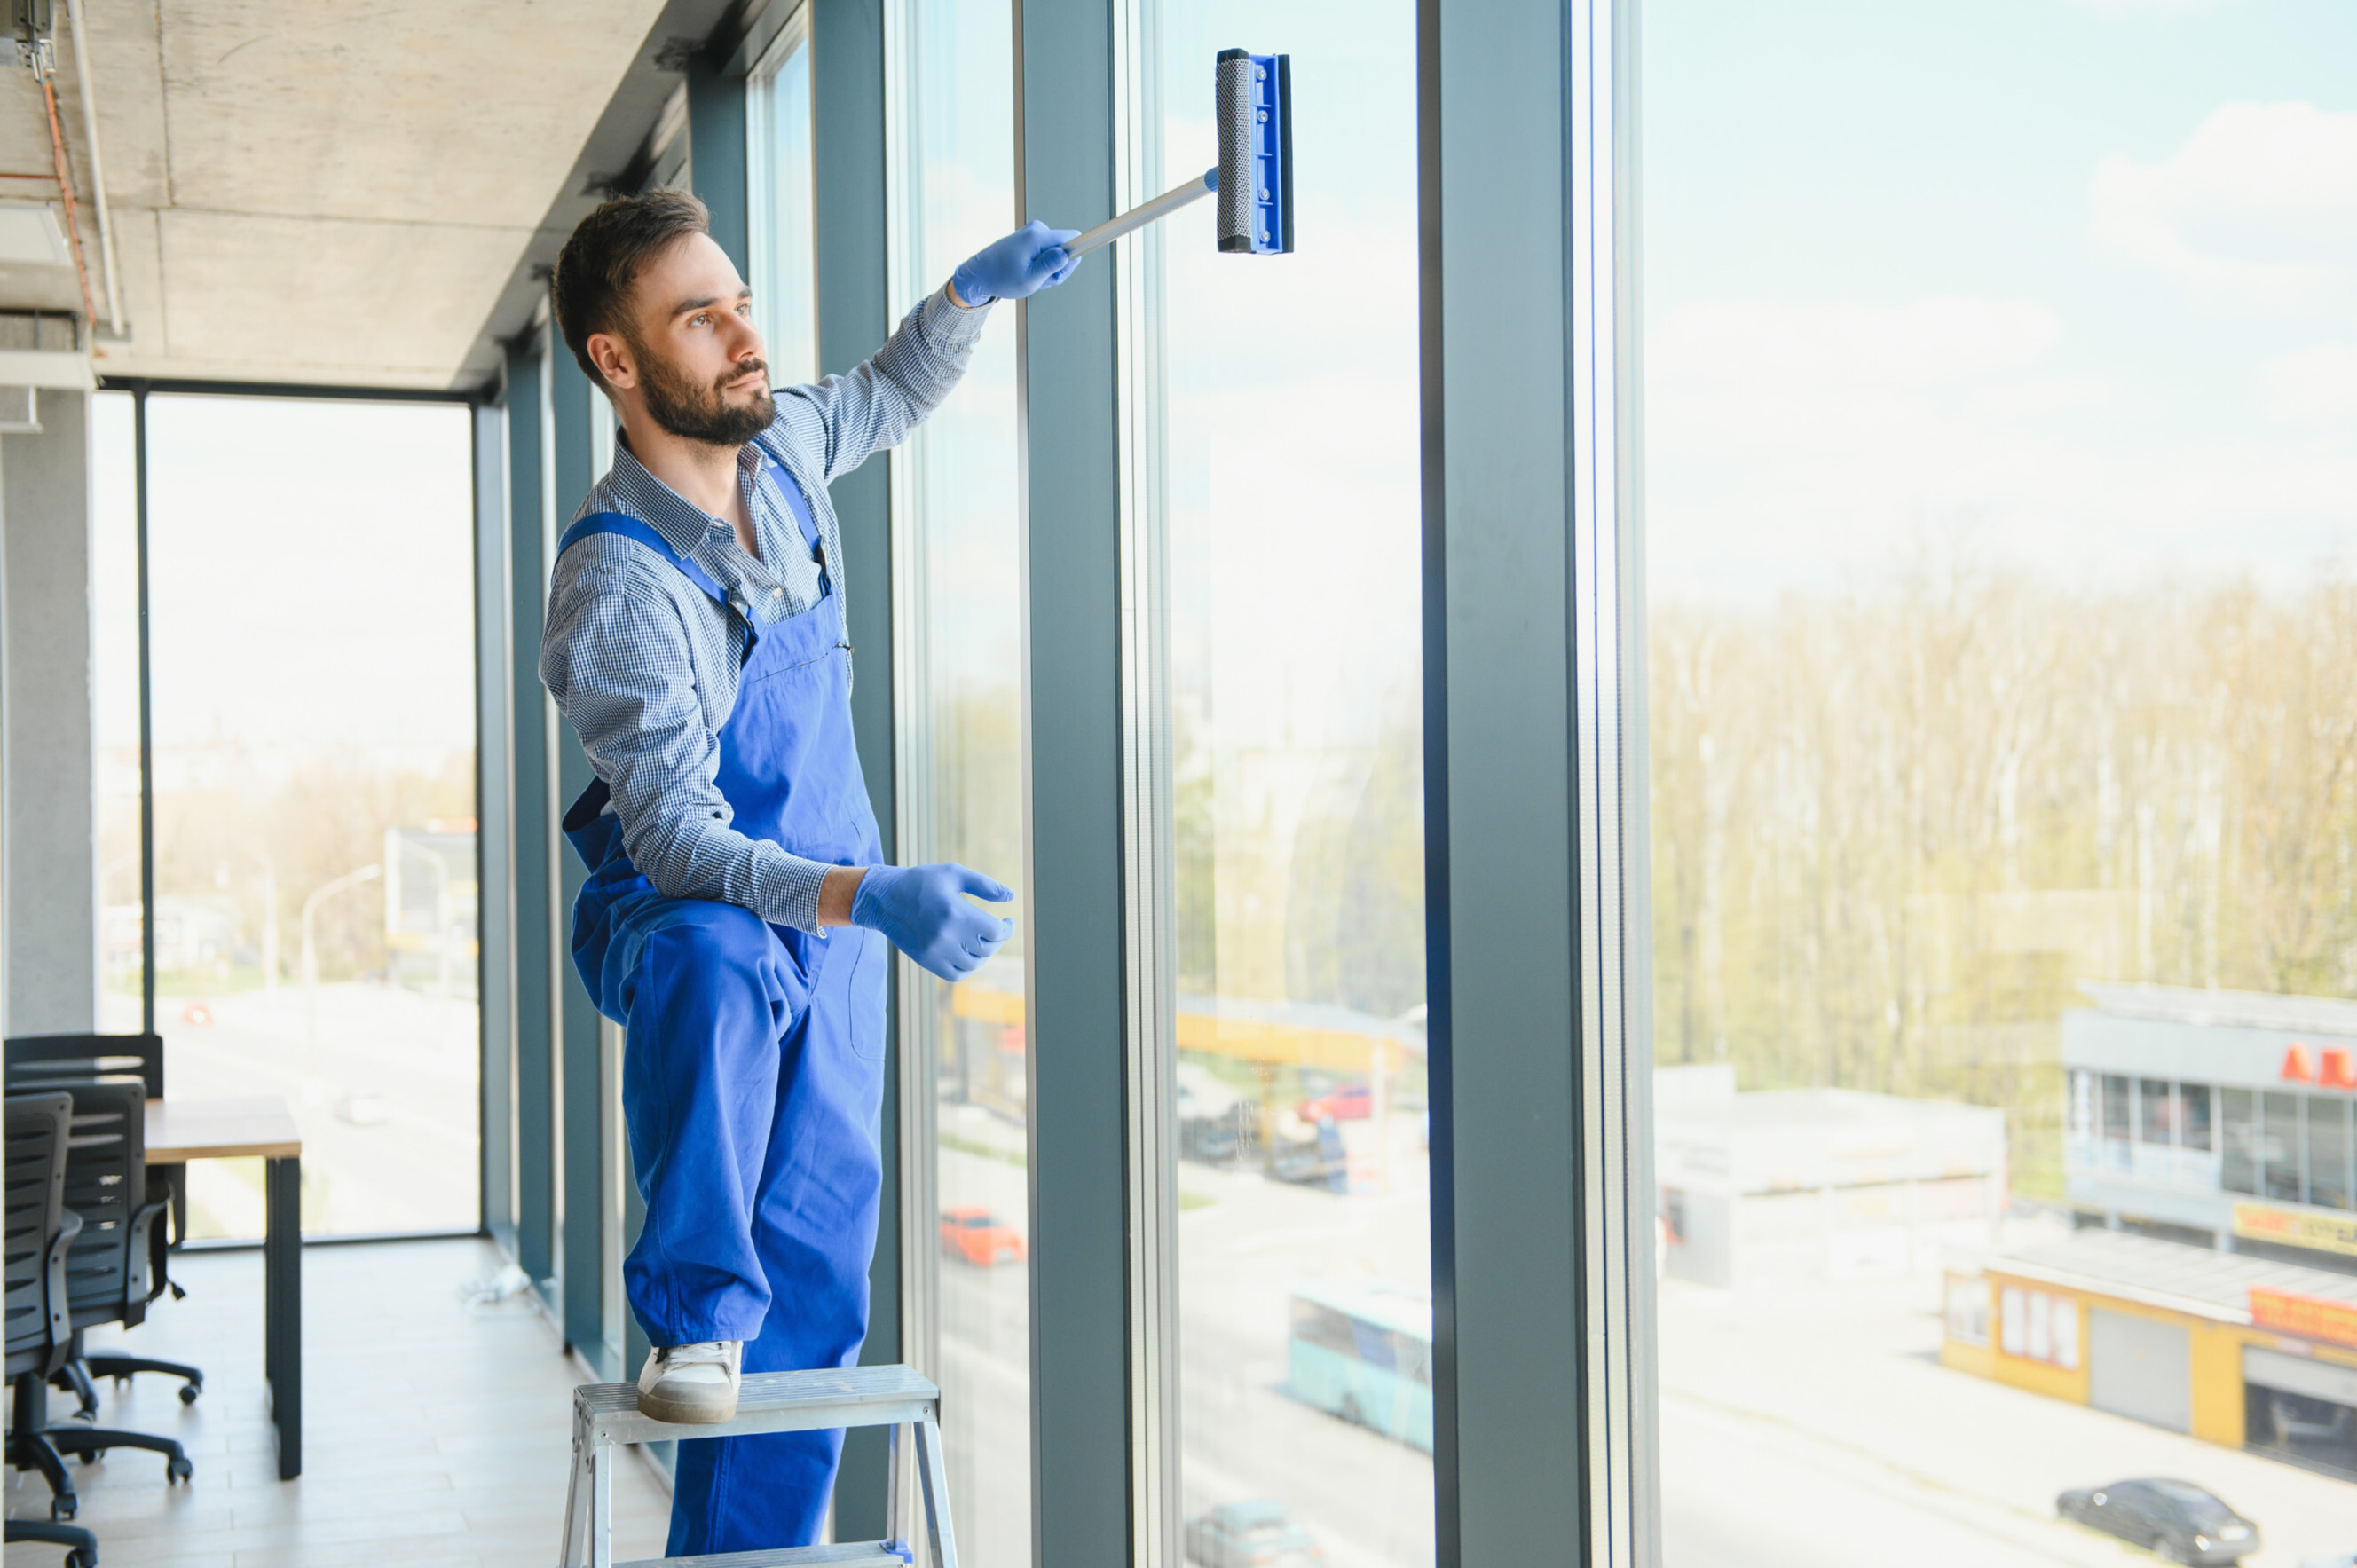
left=630, top=335, right=776, bottom=447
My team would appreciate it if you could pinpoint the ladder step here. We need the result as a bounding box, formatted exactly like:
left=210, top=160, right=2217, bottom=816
left=578, top=1364, right=941, bottom=1446
left=616, top=1542, right=912, bottom=1567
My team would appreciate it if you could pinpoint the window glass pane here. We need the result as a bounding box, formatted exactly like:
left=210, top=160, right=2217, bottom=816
left=2221, top=1089, right=2258, bottom=1194
left=894, top=3, right=1029, bottom=1560
left=92, top=390, right=144, bottom=1030
left=146, top=395, right=479, bottom=1238
left=2306, top=1096, right=2352, bottom=1212
left=2101, top=1075, right=2131, bottom=1146
left=1646, top=0, right=2357, bottom=1549
left=1155, top=7, right=1428, bottom=1564
left=2263, top=1091, right=2303, bottom=1205
left=2181, top=1084, right=2211, bottom=1153
left=749, top=20, right=817, bottom=385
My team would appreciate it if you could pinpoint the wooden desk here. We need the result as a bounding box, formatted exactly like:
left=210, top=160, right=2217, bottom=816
left=145, top=1097, right=303, bottom=1479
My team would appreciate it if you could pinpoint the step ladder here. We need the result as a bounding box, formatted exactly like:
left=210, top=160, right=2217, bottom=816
left=559, top=1363, right=958, bottom=1568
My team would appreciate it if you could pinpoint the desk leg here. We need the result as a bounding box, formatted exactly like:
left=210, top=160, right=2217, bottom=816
left=264, top=1154, right=302, bottom=1479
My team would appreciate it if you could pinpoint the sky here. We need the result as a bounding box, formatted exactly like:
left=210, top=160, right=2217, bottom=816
left=93, top=391, right=477, bottom=755
left=1643, top=0, right=2357, bottom=601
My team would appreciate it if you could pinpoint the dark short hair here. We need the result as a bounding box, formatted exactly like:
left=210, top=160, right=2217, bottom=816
left=551, top=188, right=711, bottom=385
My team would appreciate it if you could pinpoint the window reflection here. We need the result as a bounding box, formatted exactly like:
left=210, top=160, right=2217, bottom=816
left=749, top=14, right=817, bottom=387
left=1154, top=4, right=1430, bottom=1564
left=145, top=395, right=480, bottom=1238
left=1648, top=0, right=2357, bottom=1550
left=890, top=1, right=1030, bottom=1560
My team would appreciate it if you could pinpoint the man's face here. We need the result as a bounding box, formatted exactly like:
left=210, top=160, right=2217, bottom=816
left=603, top=232, right=774, bottom=447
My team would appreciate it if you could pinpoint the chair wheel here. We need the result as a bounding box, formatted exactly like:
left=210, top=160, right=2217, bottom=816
left=78, top=1449, right=102, bottom=1464
left=168, top=1455, right=193, bottom=1483
left=51, top=1496, right=77, bottom=1521
left=178, top=1383, right=201, bottom=1406
left=66, top=1551, right=95, bottom=1568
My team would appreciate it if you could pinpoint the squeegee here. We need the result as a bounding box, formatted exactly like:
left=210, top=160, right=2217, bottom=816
left=1065, top=49, right=1294, bottom=259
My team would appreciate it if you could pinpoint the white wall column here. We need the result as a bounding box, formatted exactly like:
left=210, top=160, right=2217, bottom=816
left=1, top=388, right=99, bottom=1035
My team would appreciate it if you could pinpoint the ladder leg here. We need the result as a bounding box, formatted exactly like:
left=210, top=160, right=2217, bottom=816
left=559, top=1415, right=586, bottom=1566
left=589, top=1439, right=613, bottom=1568
left=885, top=1416, right=905, bottom=1556
left=915, top=1407, right=960, bottom=1568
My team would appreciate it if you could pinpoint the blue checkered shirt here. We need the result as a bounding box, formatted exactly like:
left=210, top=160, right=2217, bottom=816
left=540, top=284, right=989, bottom=934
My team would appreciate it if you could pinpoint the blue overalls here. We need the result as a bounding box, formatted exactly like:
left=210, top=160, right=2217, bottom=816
left=558, top=459, right=888, bottom=1557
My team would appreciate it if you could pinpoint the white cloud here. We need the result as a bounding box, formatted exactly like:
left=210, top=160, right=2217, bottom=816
left=1649, top=297, right=2061, bottom=389
left=2062, top=0, right=2242, bottom=14
left=1644, top=295, right=2357, bottom=601
left=2089, top=102, right=2357, bottom=316
left=2258, top=342, right=2357, bottom=425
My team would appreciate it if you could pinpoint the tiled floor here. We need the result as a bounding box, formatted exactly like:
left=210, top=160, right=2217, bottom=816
left=3, top=1237, right=672, bottom=1567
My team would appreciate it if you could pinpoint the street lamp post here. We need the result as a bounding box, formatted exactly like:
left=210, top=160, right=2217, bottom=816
left=244, top=848, right=280, bottom=997
left=302, top=863, right=381, bottom=1052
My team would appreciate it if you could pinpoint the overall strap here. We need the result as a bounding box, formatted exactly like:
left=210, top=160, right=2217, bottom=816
left=766, top=457, right=826, bottom=560
left=557, top=511, right=758, bottom=661
left=558, top=513, right=732, bottom=609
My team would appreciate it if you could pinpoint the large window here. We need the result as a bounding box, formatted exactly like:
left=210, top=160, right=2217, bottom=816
left=144, top=394, right=480, bottom=1239
left=887, top=4, right=1030, bottom=1560
left=749, top=4, right=817, bottom=386
left=1647, top=0, right=2357, bottom=1551
left=1152, top=6, right=1430, bottom=1564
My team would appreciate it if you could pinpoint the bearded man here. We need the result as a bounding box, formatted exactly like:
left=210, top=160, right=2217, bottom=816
left=538, top=187, right=1077, bottom=1556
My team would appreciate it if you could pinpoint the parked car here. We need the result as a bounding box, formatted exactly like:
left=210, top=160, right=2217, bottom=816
left=2057, top=1478, right=2258, bottom=1564
left=1183, top=1500, right=1324, bottom=1568
left=1296, top=1083, right=1371, bottom=1123
left=938, top=1206, right=1025, bottom=1266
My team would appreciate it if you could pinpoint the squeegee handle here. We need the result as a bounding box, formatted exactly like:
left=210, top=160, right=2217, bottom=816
left=1064, top=168, right=1218, bottom=258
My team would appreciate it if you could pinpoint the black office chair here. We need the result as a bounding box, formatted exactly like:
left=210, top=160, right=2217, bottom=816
left=28, top=1077, right=193, bottom=1487
left=6, top=1091, right=101, bottom=1564
left=4, top=1033, right=202, bottom=1411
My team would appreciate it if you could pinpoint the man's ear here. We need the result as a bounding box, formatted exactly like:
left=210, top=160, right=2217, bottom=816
left=587, top=330, right=636, bottom=390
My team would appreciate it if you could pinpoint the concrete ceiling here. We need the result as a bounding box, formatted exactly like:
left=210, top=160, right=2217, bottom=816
left=0, top=0, right=674, bottom=390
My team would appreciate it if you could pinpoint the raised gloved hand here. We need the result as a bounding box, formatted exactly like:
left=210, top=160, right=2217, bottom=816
left=950, top=221, right=1084, bottom=307
left=850, top=863, right=1015, bottom=983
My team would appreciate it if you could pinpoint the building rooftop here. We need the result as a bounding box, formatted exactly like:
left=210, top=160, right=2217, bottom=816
left=1658, top=1083, right=2000, bottom=1135
left=1986, top=1228, right=2357, bottom=1324
left=2079, top=981, right=2357, bottom=1039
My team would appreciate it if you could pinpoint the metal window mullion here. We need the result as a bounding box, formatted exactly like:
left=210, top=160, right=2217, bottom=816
left=1111, top=1, right=1177, bottom=1564
left=877, top=3, right=942, bottom=1547
left=1014, top=2, right=1134, bottom=1564
left=474, top=391, right=518, bottom=1248
left=133, top=386, right=154, bottom=1036
left=1568, top=0, right=1653, bottom=1562
left=1423, top=0, right=1654, bottom=1564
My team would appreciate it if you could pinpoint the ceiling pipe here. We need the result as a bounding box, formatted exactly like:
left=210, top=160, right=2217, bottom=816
left=60, top=0, right=119, bottom=335
left=35, top=70, right=95, bottom=332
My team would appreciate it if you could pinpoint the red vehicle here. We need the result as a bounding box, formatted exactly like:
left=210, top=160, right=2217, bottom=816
left=939, top=1206, right=1026, bottom=1266
left=1296, top=1083, right=1372, bottom=1123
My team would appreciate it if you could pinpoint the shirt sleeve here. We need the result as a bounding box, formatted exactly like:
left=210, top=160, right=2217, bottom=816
left=779, top=284, right=991, bottom=485
left=540, top=549, right=837, bottom=934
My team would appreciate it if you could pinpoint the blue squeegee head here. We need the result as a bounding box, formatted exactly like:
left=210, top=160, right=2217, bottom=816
left=1215, top=50, right=1293, bottom=256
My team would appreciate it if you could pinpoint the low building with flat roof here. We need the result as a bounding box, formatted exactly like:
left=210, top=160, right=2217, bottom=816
left=1943, top=1228, right=2357, bottom=1478
left=2065, top=982, right=2357, bottom=1272
left=1655, top=1065, right=2005, bottom=1290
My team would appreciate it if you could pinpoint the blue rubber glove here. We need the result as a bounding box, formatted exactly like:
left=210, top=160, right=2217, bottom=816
left=951, top=221, right=1084, bottom=306
left=851, top=863, right=1015, bottom=983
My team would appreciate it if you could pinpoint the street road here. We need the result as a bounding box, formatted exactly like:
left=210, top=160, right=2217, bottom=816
left=134, top=981, right=480, bottom=1237
left=1659, top=1268, right=2357, bottom=1567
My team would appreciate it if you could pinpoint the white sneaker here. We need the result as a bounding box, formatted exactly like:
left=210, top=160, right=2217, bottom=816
left=636, top=1341, right=742, bottom=1424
